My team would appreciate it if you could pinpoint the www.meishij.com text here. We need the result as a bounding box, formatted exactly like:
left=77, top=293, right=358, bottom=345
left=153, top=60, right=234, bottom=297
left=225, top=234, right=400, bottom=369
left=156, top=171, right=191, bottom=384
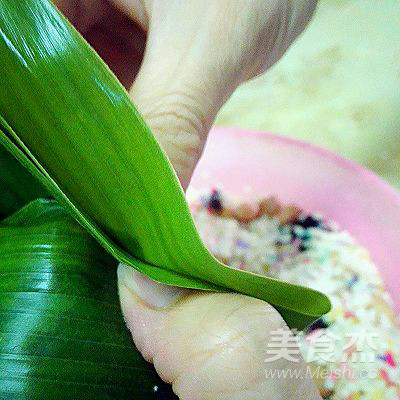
left=265, top=365, right=378, bottom=380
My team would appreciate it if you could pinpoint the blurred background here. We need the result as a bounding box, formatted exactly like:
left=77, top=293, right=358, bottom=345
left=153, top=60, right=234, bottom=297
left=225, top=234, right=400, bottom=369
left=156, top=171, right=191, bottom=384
left=215, top=0, right=400, bottom=189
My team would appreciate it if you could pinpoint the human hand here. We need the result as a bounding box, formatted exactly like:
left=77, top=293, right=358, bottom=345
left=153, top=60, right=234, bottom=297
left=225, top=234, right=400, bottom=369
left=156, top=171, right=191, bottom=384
left=56, top=1, right=322, bottom=398
left=57, top=0, right=317, bottom=188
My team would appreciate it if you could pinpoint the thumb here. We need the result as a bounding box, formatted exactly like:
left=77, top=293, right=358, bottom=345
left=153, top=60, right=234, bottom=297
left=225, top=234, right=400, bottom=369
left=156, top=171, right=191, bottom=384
left=117, top=264, right=322, bottom=400
left=128, top=3, right=242, bottom=188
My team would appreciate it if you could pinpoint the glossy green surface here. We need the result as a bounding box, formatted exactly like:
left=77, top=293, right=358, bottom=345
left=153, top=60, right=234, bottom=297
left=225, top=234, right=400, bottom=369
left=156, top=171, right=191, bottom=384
left=0, top=144, right=47, bottom=218
left=0, top=0, right=330, bottom=332
left=0, top=199, right=177, bottom=399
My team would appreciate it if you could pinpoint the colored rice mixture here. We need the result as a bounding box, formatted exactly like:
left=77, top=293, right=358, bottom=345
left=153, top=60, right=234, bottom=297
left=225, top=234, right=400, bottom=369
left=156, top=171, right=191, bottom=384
left=189, top=190, right=400, bottom=400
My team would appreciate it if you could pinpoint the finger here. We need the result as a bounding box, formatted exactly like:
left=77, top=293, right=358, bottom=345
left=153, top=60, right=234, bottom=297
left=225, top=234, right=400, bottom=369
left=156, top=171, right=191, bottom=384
left=128, top=1, right=253, bottom=188
left=54, top=1, right=146, bottom=87
left=53, top=0, right=110, bottom=32
left=118, top=264, right=322, bottom=400
left=83, top=11, right=146, bottom=88
left=128, top=1, right=318, bottom=188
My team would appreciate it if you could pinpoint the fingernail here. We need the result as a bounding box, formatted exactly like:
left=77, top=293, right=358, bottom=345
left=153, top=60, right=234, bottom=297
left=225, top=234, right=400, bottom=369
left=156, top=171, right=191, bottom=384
left=117, top=264, right=190, bottom=308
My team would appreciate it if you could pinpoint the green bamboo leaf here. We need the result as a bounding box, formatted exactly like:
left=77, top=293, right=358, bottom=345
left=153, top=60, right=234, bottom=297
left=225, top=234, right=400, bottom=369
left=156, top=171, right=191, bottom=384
left=0, top=0, right=331, bottom=329
left=0, top=199, right=177, bottom=399
left=0, top=144, right=47, bottom=218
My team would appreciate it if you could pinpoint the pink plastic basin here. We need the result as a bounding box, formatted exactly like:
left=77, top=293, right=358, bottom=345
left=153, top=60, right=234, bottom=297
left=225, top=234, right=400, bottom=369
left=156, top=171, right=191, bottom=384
left=188, top=127, right=400, bottom=312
